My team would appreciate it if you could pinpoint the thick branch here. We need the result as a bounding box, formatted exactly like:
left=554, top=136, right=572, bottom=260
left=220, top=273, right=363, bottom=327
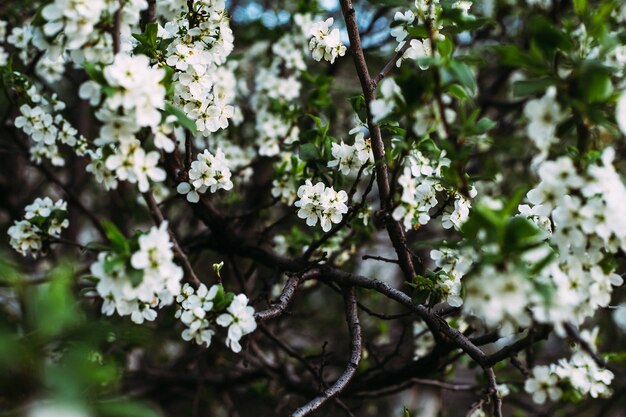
left=339, top=0, right=416, bottom=280
left=291, top=286, right=362, bottom=417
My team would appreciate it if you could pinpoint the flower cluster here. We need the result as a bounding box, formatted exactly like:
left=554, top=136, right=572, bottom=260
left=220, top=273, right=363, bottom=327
left=390, top=1, right=444, bottom=68
left=176, top=283, right=256, bottom=353
left=521, top=149, right=625, bottom=330
left=429, top=247, right=473, bottom=307
left=14, top=85, right=87, bottom=167
left=392, top=149, right=475, bottom=231
left=216, top=294, right=257, bottom=353
left=272, top=154, right=306, bottom=205
left=8, top=197, right=69, bottom=257
left=39, top=0, right=113, bottom=57
left=327, top=128, right=374, bottom=176
left=32, top=0, right=145, bottom=66
left=162, top=0, right=236, bottom=137
left=177, top=149, right=233, bottom=203
left=390, top=10, right=433, bottom=68
left=245, top=14, right=313, bottom=157
left=464, top=263, right=534, bottom=335
left=91, top=222, right=183, bottom=324
left=176, top=283, right=219, bottom=347
left=523, top=86, right=567, bottom=154
left=295, top=180, right=349, bottom=232
left=525, top=341, right=614, bottom=404
left=81, top=53, right=167, bottom=192
left=308, top=18, right=346, bottom=64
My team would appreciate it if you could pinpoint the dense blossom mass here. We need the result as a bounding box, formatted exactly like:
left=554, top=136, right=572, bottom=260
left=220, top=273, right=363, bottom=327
left=91, top=222, right=183, bottom=324
left=1, top=0, right=626, bottom=416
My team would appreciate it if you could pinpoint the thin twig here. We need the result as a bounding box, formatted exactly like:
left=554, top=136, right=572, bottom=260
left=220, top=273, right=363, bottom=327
left=362, top=254, right=399, bottom=264
left=254, top=269, right=319, bottom=321
left=291, top=286, right=361, bottom=417
left=356, top=377, right=476, bottom=398
left=485, top=368, right=503, bottom=417
left=564, top=322, right=608, bottom=368
left=373, top=39, right=414, bottom=87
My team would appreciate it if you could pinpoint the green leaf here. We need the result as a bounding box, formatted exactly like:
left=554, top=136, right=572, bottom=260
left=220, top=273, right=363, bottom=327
left=438, top=37, right=454, bottom=60
left=145, top=23, right=158, bottom=46
left=102, top=221, right=130, bottom=254
left=83, top=62, right=107, bottom=85
left=573, top=0, right=587, bottom=15
left=474, top=117, right=497, bottom=134
left=299, top=143, right=322, bottom=162
left=164, top=103, right=197, bottom=135
left=306, top=114, right=329, bottom=138
left=103, top=255, right=126, bottom=275
left=445, top=83, right=471, bottom=100
left=503, top=216, right=541, bottom=253
left=603, top=351, right=626, bottom=364
left=213, top=285, right=235, bottom=311
left=128, top=268, right=144, bottom=287
left=577, top=61, right=614, bottom=103
left=406, top=26, right=429, bottom=38
left=528, top=16, right=572, bottom=56
left=32, top=262, right=80, bottom=337
left=448, top=61, right=476, bottom=96
left=512, top=78, right=554, bottom=97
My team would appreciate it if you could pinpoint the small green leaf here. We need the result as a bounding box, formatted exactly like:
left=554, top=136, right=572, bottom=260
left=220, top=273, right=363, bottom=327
left=128, top=268, right=143, bottom=287
left=445, top=83, right=471, bottom=100
left=503, top=216, right=541, bottom=253
left=83, top=62, right=107, bottom=85
left=474, top=117, right=497, bottom=134
left=104, top=255, right=126, bottom=275
left=299, top=143, right=322, bottom=162
left=102, top=221, right=130, bottom=254
left=512, top=78, right=554, bottom=97
left=164, top=103, right=197, bottom=135
left=448, top=61, right=476, bottom=96
left=438, top=37, right=454, bottom=60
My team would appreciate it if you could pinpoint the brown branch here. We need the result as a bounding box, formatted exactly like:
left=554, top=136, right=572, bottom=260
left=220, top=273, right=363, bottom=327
left=113, top=0, right=123, bottom=54
left=486, top=368, right=503, bottom=417
left=291, top=286, right=362, bottom=417
left=361, top=254, right=399, bottom=264
left=147, top=0, right=157, bottom=25
left=319, top=266, right=489, bottom=366
left=254, top=268, right=319, bottom=321
left=373, top=39, right=414, bottom=87
left=355, top=377, right=476, bottom=398
left=339, top=0, right=417, bottom=281
left=564, top=322, right=608, bottom=368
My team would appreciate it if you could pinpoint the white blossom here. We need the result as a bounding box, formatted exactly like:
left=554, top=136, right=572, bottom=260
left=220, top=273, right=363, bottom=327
left=216, top=294, right=257, bottom=353
left=308, top=18, right=346, bottom=64
left=294, top=181, right=349, bottom=232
